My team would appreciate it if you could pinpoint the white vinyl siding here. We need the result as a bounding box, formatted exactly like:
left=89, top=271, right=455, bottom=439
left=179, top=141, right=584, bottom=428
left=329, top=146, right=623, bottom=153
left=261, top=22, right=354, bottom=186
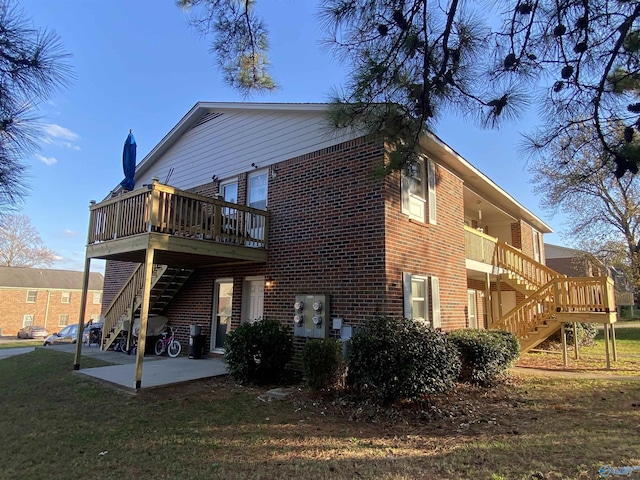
left=23, top=314, right=34, bottom=327
left=403, top=273, right=441, bottom=328
left=137, top=109, right=358, bottom=191
left=402, top=157, right=436, bottom=224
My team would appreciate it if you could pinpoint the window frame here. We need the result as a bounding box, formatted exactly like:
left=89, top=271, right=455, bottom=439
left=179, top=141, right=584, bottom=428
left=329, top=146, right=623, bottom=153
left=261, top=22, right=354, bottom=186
left=403, top=273, right=441, bottom=328
left=22, top=314, right=34, bottom=327
left=92, top=292, right=102, bottom=305
left=26, top=290, right=37, bottom=303
left=247, top=170, right=268, bottom=210
left=61, top=291, right=71, bottom=304
left=58, top=314, right=69, bottom=327
left=401, top=156, right=436, bottom=224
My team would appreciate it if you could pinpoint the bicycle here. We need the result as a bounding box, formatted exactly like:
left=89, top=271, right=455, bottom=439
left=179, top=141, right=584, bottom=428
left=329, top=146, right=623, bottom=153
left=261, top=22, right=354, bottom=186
left=154, top=326, right=182, bottom=358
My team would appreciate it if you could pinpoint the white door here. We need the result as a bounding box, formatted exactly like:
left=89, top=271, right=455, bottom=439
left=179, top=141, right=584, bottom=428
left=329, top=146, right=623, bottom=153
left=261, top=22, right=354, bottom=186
left=467, top=290, right=478, bottom=329
left=243, top=278, right=264, bottom=323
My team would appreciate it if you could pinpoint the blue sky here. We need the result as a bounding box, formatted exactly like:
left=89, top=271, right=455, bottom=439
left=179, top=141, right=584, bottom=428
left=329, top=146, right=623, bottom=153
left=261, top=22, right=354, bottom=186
left=18, top=0, right=565, bottom=273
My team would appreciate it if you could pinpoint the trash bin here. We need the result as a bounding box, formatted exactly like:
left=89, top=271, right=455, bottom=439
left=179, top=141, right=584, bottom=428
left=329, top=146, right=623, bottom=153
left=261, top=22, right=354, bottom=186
left=189, top=334, right=205, bottom=359
left=190, top=324, right=202, bottom=336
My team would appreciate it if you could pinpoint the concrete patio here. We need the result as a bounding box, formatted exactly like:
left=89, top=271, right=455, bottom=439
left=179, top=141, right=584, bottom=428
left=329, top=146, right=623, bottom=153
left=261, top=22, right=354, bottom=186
left=48, top=344, right=228, bottom=392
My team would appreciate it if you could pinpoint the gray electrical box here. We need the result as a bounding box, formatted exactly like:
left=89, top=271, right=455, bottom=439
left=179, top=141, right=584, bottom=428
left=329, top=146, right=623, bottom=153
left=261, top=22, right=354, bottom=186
left=293, top=294, right=330, bottom=338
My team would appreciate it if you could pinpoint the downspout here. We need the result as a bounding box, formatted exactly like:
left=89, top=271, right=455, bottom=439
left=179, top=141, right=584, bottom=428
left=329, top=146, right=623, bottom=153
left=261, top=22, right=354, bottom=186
left=44, top=290, right=51, bottom=329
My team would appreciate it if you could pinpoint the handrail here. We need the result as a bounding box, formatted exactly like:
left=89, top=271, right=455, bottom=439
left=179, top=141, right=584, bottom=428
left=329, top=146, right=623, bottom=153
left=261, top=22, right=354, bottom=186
left=87, top=180, right=269, bottom=248
left=492, top=276, right=614, bottom=339
left=100, top=264, right=147, bottom=346
left=495, top=239, right=560, bottom=289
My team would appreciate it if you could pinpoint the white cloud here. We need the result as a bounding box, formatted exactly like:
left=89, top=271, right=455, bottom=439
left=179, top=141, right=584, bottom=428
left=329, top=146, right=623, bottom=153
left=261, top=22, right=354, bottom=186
left=62, top=229, right=77, bottom=237
left=36, top=154, right=57, bottom=166
left=42, top=123, right=80, bottom=141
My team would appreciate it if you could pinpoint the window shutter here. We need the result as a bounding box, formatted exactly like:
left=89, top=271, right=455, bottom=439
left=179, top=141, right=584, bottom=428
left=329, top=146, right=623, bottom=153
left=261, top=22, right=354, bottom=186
left=430, top=276, right=441, bottom=328
left=427, top=158, right=436, bottom=224
left=403, top=272, right=412, bottom=319
left=401, top=174, right=410, bottom=215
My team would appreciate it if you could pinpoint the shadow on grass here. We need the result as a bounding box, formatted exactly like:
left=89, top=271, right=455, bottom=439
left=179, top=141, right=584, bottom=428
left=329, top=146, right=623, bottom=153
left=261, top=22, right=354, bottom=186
left=0, top=349, right=639, bottom=479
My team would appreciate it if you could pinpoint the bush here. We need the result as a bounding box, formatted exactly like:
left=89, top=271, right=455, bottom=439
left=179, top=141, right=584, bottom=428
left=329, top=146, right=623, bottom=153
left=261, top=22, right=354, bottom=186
left=448, top=329, right=520, bottom=386
left=347, top=317, right=461, bottom=405
left=224, top=319, right=293, bottom=385
left=546, top=322, right=599, bottom=347
left=302, top=339, right=345, bottom=392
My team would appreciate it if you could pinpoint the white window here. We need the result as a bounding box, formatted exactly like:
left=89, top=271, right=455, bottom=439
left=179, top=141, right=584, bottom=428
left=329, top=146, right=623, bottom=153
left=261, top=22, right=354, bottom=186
left=247, top=171, right=268, bottom=210
left=92, top=292, right=102, bottom=304
left=61, top=291, right=71, bottom=304
left=401, top=157, right=436, bottom=224
left=532, top=229, right=542, bottom=263
left=26, top=290, right=37, bottom=303
left=403, top=273, right=441, bottom=328
left=58, top=314, right=69, bottom=327
left=222, top=181, right=238, bottom=204
left=90, top=313, right=101, bottom=322
left=23, top=314, right=34, bottom=327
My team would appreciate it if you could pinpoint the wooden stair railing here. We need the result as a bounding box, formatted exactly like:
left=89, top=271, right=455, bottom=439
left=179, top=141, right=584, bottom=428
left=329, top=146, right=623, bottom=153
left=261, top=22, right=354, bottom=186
left=492, top=276, right=615, bottom=353
left=494, top=240, right=561, bottom=290
left=100, top=264, right=166, bottom=350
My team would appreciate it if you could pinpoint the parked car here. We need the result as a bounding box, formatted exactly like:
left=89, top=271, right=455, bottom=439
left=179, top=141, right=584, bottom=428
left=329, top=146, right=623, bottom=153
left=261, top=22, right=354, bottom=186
left=17, top=326, right=48, bottom=339
left=43, top=324, right=79, bottom=346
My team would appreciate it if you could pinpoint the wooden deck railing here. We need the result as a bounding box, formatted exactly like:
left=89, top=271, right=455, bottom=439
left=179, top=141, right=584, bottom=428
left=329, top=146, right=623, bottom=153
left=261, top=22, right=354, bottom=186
left=492, top=276, right=615, bottom=338
left=88, top=180, right=269, bottom=249
left=465, top=226, right=559, bottom=289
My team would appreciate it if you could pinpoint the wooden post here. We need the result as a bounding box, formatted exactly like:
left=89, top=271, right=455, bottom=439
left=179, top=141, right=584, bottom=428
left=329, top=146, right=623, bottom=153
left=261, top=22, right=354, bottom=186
left=134, top=246, right=155, bottom=390
left=73, top=257, right=92, bottom=370
left=572, top=322, right=579, bottom=360
left=497, top=275, right=503, bottom=319
left=604, top=323, right=611, bottom=370
left=561, top=323, right=568, bottom=367
left=611, top=323, right=618, bottom=362
left=485, top=273, right=492, bottom=328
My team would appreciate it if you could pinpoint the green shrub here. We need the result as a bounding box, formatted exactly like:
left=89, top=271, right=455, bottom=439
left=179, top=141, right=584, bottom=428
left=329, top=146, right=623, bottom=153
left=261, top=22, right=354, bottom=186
left=448, top=329, right=520, bottom=385
left=302, top=338, right=345, bottom=392
left=547, top=322, right=599, bottom=347
left=224, top=319, right=293, bottom=385
left=347, top=317, right=461, bottom=405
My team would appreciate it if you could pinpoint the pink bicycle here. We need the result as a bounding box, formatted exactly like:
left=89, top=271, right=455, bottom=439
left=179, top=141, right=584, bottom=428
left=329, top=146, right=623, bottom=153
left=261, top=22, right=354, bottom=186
left=154, top=326, right=182, bottom=357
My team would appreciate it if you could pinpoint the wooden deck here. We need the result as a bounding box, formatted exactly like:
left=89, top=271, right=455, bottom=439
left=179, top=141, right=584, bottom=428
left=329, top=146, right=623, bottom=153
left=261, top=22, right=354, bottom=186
left=85, top=180, right=269, bottom=266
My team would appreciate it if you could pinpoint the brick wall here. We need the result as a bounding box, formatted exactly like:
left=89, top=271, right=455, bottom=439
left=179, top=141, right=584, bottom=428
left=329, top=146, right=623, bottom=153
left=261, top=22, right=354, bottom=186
left=102, top=260, right=138, bottom=315
left=383, top=160, right=468, bottom=331
left=0, top=288, right=103, bottom=336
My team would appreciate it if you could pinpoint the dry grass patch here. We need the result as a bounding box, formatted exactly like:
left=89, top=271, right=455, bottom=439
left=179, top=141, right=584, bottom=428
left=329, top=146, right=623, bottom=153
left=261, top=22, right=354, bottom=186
left=0, top=349, right=639, bottom=479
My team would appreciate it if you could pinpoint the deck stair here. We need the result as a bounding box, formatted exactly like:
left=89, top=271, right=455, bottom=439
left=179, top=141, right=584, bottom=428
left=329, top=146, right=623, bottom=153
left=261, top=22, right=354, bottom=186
left=100, top=264, right=194, bottom=350
left=490, top=240, right=616, bottom=353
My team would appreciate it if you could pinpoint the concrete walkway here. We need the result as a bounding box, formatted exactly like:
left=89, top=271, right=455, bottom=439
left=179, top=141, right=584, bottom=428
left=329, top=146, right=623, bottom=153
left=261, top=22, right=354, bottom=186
left=0, top=347, right=35, bottom=359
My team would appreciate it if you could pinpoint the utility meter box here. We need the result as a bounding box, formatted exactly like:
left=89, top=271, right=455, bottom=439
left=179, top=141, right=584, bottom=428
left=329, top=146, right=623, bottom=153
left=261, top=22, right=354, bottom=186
left=293, top=294, right=329, bottom=338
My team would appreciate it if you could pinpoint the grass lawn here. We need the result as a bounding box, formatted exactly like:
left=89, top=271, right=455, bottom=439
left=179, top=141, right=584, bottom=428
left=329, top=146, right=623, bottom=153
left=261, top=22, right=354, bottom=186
left=1, top=349, right=639, bottom=479
left=518, top=324, right=640, bottom=375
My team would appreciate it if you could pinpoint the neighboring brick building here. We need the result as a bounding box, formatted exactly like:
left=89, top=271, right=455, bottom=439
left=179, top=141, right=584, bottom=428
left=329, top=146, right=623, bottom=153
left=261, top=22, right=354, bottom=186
left=80, top=103, right=615, bottom=388
left=0, top=266, right=104, bottom=336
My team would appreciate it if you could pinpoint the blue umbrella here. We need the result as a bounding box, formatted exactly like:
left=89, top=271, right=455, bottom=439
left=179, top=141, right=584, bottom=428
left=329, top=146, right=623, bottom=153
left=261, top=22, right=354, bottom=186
left=120, top=130, right=136, bottom=191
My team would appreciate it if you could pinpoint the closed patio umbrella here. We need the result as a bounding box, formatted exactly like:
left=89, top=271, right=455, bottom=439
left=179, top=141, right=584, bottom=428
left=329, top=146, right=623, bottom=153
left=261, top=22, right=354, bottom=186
left=120, top=130, right=136, bottom=191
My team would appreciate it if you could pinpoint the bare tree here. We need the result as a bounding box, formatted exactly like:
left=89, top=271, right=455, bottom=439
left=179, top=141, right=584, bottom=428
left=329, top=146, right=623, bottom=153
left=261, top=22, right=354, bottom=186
left=0, top=213, right=56, bottom=267
left=0, top=1, right=72, bottom=211
left=530, top=127, right=640, bottom=300
left=179, top=1, right=640, bottom=176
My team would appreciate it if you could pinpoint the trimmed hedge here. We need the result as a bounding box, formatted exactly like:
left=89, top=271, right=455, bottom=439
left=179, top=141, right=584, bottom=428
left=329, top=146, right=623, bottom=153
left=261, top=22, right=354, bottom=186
left=302, top=338, right=345, bottom=392
left=347, top=317, right=461, bottom=404
left=224, top=319, right=293, bottom=384
left=448, top=329, right=520, bottom=385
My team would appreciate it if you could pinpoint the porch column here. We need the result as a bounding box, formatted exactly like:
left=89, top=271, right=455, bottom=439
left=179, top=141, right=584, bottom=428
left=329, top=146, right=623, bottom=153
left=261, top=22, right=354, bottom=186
left=485, top=273, right=492, bottom=328
left=496, top=275, right=503, bottom=319
left=73, top=257, right=92, bottom=370
left=561, top=323, right=568, bottom=367
left=611, top=323, right=618, bottom=361
left=604, top=323, right=611, bottom=370
left=134, top=246, right=155, bottom=390
left=572, top=322, right=579, bottom=360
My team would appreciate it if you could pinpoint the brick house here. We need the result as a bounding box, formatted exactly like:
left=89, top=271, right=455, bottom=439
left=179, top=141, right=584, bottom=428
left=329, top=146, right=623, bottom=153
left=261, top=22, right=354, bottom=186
left=0, top=266, right=103, bottom=336
left=76, top=103, right=617, bottom=388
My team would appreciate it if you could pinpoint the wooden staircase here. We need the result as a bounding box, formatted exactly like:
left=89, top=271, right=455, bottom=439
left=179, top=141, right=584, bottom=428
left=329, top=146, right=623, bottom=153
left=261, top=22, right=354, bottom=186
left=489, top=240, right=616, bottom=353
left=100, top=264, right=194, bottom=350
